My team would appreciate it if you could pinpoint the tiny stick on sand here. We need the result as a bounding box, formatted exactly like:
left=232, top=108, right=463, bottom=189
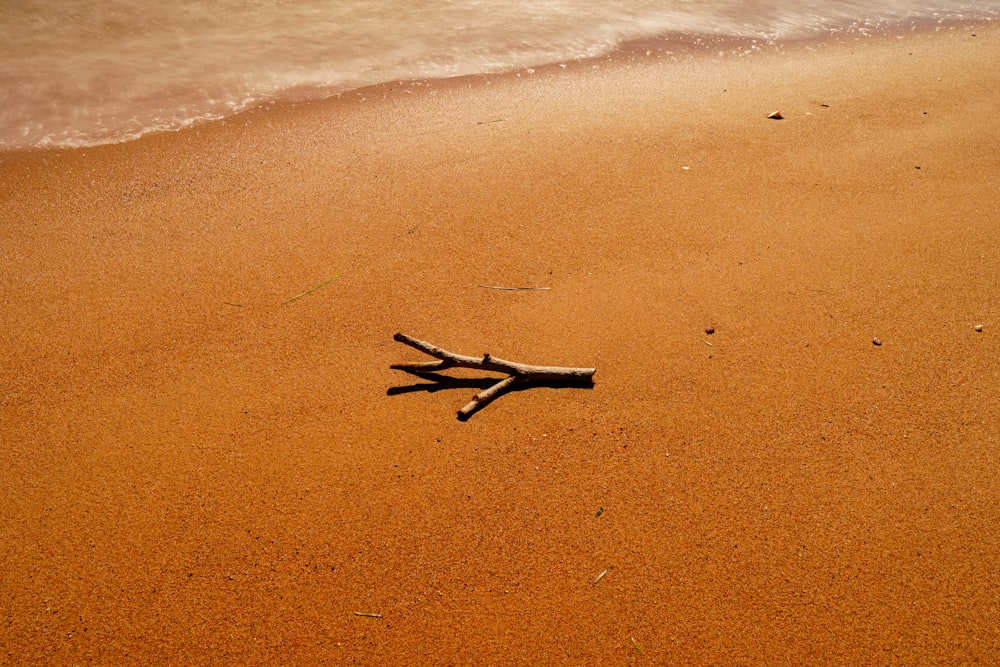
left=390, top=333, right=595, bottom=420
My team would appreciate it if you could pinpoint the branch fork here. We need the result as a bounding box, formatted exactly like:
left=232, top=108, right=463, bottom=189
left=390, top=333, right=595, bottom=420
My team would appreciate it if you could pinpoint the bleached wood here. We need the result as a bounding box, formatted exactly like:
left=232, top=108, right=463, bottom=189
left=390, top=333, right=595, bottom=419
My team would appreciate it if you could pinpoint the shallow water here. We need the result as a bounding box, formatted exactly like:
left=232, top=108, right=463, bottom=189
left=1, top=0, right=997, bottom=151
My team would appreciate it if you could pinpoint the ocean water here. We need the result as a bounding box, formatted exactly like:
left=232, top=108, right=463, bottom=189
left=1, top=0, right=997, bottom=152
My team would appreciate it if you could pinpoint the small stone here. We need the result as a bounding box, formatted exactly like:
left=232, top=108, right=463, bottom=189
left=872, top=337, right=882, bottom=346
left=767, top=111, right=783, bottom=120
left=705, top=326, right=715, bottom=335
left=975, top=324, right=983, bottom=332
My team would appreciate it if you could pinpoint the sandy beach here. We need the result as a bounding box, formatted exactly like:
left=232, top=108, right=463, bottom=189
left=2, top=24, right=998, bottom=664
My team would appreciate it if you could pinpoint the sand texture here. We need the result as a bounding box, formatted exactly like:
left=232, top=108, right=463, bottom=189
left=2, top=25, right=999, bottom=665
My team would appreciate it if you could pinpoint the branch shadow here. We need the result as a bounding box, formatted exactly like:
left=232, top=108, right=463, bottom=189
left=386, top=371, right=498, bottom=396
left=387, top=369, right=594, bottom=420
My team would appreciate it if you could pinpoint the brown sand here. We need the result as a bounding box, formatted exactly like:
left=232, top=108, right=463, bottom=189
left=2, top=24, right=999, bottom=664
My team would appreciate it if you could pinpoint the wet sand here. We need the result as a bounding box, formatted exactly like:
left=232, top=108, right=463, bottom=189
left=2, top=24, right=998, bottom=664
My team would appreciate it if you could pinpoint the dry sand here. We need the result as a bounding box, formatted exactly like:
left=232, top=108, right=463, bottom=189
left=2, top=24, right=998, bottom=665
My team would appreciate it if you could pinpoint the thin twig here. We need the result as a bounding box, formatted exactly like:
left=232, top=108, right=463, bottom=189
left=975, top=81, right=998, bottom=98
left=282, top=275, right=339, bottom=304
left=478, top=285, right=550, bottom=291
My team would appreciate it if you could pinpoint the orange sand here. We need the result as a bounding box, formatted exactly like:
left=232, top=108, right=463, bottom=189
left=2, top=25, right=998, bottom=664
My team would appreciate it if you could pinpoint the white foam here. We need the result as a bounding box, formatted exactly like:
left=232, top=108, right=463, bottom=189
left=1, top=0, right=997, bottom=151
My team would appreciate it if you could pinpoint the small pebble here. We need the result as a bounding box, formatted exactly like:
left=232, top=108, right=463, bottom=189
left=767, top=111, right=783, bottom=120
left=872, top=337, right=882, bottom=346
left=975, top=324, right=983, bottom=332
left=705, top=326, right=715, bottom=335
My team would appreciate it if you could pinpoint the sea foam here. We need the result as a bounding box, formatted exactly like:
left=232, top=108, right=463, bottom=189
left=1, top=0, right=997, bottom=151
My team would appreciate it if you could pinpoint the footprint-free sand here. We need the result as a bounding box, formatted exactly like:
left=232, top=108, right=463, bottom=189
left=2, top=24, right=998, bottom=664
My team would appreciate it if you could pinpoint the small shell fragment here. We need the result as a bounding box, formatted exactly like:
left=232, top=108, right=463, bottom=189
left=767, top=111, right=784, bottom=120
left=975, top=324, right=983, bottom=332
left=593, top=569, right=608, bottom=585
left=872, top=337, right=882, bottom=346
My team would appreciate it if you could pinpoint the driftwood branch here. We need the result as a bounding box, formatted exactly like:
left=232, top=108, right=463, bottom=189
left=390, top=333, right=595, bottom=420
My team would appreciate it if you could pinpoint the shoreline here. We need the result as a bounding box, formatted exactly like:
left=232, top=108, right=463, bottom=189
left=2, top=22, right=999, bottom=664
left=1, top=17, right=995, bottom=157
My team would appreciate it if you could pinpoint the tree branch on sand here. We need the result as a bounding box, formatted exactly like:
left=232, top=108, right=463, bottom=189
left=390, top=333, right=596, bottom=420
